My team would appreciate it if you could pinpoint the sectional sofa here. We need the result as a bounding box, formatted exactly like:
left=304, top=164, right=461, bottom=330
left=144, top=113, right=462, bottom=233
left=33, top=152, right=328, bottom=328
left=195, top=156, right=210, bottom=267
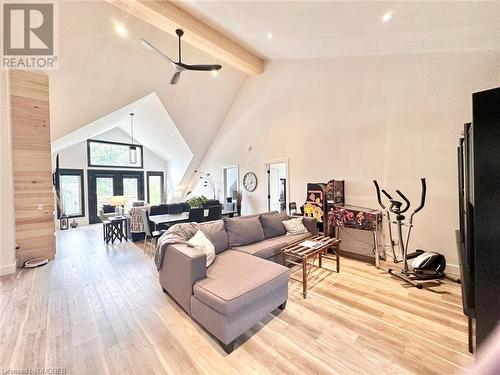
left=158, top=211, right=318, bottom=353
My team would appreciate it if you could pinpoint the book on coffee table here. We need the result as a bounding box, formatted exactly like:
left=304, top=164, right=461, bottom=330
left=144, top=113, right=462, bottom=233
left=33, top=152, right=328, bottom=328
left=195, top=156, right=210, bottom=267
left=299, top=240, right=322, bottom=249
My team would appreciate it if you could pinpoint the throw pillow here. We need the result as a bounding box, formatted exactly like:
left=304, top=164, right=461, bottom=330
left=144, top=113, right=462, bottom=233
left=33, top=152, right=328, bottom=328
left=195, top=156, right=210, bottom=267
left=224, top=216, right=265, bottom=247
left=259, top=211, right=288, bottom=239
left=198, top=219, right=229, bottom=254
left=282, top=217, right=309, bottom=235
left=187, top=230, right=216, bottom=267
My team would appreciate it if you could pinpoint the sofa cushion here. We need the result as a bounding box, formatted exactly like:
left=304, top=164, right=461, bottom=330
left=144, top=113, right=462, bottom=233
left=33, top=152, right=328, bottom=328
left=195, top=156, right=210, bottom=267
left=231, top=240, right=287, bottom=260
left=224, top=216, right=265, bottom=247
left=193, top=251, right=290, bottom=315
left=282, top=217, right=309, bottom=235
left=259, top=211, right=288, bottom=239
left=198, top=219, right=228, bottom=254
left=260, top=232, right=311, bottom=247
left=283, top=232, right=312, bottom=245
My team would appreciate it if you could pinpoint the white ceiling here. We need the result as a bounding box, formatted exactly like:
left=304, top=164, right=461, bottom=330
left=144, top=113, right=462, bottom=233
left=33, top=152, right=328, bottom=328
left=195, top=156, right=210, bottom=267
left=50, top=1, right=246, bottom=189
left=52, top=93, right=193, bottom=190
left=177, top=1, right=500, bottom=59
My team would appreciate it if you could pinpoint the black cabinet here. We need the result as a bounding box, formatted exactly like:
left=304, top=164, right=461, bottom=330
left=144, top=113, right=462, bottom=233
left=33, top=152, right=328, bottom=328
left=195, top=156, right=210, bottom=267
left=457, top=87, right=500, bottom=352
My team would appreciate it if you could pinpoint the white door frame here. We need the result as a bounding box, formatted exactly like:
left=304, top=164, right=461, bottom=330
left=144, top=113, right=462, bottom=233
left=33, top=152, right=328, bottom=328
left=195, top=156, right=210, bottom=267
left=265, top=158, right=289, bottom=212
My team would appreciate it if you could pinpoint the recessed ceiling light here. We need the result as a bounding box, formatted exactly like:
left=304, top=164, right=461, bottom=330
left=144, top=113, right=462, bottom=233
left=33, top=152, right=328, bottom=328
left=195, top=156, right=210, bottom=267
left=114, top=22, right=128, bottom=38
left=267, top=32, right=273, bottom=39
left=382, top=12, right=393, bottom=23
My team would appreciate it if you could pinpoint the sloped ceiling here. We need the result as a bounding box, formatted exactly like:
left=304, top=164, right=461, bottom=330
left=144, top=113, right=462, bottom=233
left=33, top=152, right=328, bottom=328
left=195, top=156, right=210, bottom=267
left=178, top=1, right=500, bottom=59
left=52, top=93, right=193, bottom=192
left=49, top=1, right=246, bottom=188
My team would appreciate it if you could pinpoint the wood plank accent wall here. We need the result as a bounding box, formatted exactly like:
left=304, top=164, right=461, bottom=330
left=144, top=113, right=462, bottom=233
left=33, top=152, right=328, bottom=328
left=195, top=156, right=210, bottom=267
left=9, top=70, right=55, bottom=266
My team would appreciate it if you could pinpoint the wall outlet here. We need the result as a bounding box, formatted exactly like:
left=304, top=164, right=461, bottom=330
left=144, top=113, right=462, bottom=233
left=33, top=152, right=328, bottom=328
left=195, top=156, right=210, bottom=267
left=37, top=204, right=44, bottom=210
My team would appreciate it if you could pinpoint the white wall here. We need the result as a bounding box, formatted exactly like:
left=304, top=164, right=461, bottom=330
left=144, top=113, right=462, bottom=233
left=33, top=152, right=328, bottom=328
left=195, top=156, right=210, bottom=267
left=194, top=50, right=500, bottom=273
left=0, top=71, right=16, bottom=276
left=56, top=127, right=168, bottom=226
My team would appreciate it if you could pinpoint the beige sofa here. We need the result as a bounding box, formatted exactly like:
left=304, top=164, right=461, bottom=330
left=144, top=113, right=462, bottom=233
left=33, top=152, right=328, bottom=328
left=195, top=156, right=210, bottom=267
left=158, top=211, right=317, bottom=353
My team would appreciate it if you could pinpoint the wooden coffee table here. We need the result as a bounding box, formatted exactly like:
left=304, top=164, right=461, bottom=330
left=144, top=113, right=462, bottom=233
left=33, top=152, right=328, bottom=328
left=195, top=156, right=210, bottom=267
left=282, top=235, right=341, bottom=298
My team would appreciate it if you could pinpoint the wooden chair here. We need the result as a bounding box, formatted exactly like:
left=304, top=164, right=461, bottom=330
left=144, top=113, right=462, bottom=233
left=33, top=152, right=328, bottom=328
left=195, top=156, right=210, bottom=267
left=206, top=205, right=222, bottom=221
left=140, top=209, right=165, bottom=255
left=188, top=207, right=205, bottom=223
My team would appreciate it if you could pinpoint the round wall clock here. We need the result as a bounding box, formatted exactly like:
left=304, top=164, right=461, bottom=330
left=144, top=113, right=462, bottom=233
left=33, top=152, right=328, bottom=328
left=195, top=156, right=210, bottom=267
left=243, top=172, right=258, bottom=192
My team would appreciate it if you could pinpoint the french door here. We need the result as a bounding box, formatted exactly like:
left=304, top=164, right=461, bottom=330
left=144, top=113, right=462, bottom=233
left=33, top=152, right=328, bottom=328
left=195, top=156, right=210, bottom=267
left=88, top=170, right=144, bottom=224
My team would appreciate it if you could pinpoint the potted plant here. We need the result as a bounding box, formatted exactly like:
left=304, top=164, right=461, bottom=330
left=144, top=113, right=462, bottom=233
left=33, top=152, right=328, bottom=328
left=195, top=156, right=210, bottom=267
left=186, top=195, right=208, bottom=208
left=233, top=190, right=243, bottom=216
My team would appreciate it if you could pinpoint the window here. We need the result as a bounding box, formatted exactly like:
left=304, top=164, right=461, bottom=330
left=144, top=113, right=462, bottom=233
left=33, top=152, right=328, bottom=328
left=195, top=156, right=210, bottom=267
left=58, top=169, right=84, bottom=218
left=223, top=166, right=238, bottom=201
left=147, top=171, right=164, bottom=205
left=87, top=140, right=143, bottom=169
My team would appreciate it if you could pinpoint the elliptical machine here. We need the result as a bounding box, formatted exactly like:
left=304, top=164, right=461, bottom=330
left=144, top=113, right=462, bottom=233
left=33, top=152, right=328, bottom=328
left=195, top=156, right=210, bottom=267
left=373, top=178, right=446, bottom=288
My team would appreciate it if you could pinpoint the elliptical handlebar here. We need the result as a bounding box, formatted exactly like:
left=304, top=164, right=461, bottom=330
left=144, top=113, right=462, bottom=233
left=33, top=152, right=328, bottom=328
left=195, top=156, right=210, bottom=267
left=413, top=178, right=427, bottom=214
left=373, top=178, right=427, bottom=216
left=373, top=180, right=385, bottom=209
left=382, top=189, right=393, bottom=200
left=395, top=190, right=410, bottom=213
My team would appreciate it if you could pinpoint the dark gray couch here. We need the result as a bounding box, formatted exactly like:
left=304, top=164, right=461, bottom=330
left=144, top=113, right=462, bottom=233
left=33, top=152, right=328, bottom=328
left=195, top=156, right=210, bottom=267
left=158, top=211, right=318, bottom=353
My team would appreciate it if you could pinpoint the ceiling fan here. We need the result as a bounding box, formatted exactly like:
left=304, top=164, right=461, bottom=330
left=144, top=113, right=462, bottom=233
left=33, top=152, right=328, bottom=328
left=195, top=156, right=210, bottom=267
left=141, top=29, right=222, bottom=85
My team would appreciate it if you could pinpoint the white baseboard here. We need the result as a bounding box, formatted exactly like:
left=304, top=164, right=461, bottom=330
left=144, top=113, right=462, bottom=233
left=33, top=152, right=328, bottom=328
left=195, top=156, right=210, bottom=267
left=446, top=263, right=460, bottom=278
left=0, top=262, right=17, bottom=276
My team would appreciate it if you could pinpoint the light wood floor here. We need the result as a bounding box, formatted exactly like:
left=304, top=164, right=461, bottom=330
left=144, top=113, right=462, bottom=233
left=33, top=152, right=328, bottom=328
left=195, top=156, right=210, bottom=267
left=0, top=225, right=472, bottom=374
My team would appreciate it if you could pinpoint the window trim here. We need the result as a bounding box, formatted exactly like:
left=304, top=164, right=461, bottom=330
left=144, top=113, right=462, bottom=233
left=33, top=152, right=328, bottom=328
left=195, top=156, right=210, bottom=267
left=87, top=139, right=144, bottom=169
left=147, top=171, right=165, bottom=205
left=58, top=168, right=85, bottom=218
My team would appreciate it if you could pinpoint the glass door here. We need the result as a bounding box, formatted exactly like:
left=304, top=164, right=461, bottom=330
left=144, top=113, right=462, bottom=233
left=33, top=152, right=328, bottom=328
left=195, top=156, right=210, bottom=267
left=88, top=170, right=144, bottom=224
left=123, top=176, right=140, bottom=204
left=96, top=177, right=114, bottom=215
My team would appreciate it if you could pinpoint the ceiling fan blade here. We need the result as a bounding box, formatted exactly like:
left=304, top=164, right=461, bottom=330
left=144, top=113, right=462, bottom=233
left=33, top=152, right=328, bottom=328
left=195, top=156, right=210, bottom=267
left=180, top=63, right=222, bottom=71
left=170, top=71, right=181, bottom=85
left=140, top=38, right=177, bottom=66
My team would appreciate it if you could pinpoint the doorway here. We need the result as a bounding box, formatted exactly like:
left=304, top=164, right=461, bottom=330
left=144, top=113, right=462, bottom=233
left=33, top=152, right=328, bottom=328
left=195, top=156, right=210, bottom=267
left=266, top=161, right=288, bottom=212
left=222, top=165, right=239, bottom=203
left=88, top=170, right=144, bottom=223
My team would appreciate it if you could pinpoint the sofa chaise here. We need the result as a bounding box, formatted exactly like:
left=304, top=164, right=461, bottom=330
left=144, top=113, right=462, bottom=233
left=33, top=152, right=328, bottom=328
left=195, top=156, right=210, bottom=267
left=157, top=211, right=318, bottom=353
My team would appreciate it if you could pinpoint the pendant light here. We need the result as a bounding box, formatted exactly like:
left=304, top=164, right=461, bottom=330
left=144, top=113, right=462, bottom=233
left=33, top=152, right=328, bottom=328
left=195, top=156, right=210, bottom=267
left=129, top=112, right=137, bottom=164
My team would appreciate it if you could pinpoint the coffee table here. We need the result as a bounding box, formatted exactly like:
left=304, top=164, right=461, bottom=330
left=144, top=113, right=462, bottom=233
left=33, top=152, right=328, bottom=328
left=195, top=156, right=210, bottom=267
left=282, top=235, right=341, bottom=298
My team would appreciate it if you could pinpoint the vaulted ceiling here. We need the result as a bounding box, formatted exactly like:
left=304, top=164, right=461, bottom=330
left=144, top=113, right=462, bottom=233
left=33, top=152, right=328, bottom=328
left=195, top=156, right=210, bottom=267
left=49, top=1, right=246, bottom=188
left=49, top=1, right=500, bottom=192
left=178, top=1, right=500, bottom=59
